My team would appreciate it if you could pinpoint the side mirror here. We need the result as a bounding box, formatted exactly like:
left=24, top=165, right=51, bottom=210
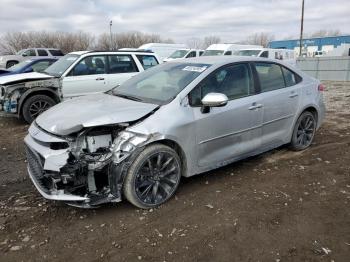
left=201, top=92, right=228, bottom=113
left=22, top=53, right=28, bottom=57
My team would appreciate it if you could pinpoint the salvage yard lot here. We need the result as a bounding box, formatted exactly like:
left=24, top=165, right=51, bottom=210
left=0, top=81, right=349, bottom=262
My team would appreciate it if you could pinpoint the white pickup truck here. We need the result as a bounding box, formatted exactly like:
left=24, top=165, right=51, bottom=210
left=0, top=50, right=159, bottom=123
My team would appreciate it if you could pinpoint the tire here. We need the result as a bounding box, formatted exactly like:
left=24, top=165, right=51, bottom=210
left=290, top=111, right=317, bottom=151
left=22, top=95, right=56, bottom=124
left=123, top=144, right=182, bottom=209
left=6, top=61, right=18, bottom=68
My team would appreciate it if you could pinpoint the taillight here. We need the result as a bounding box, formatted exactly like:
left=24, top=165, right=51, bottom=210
left=318, top=83, right=325, bottom=91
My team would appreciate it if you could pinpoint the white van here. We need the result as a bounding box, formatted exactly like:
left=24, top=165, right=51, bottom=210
left=202, top=44, right=263, bottom=56
left=233, top=48, right=296, bottom=66
left=163, top=49, right=204, bottom=62
left=138, top=43, right=187, bottom=62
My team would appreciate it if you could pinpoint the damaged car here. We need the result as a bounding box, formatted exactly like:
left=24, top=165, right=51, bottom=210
left=0, top=50, right=160, bottom=123
left=24, top=56, right=325, bottom=208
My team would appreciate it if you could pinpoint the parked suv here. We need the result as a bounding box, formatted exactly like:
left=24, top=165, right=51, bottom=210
left=24, top=56, right=325, bottom=208
left=0, top=50, right=160, bottom=123
left=0, top=48, right=64, bottom=69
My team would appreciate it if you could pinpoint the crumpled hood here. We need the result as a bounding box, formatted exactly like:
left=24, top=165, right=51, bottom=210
left=36, top=93, right=159, bottom=136
left=0, top=72, right=54, bottom=85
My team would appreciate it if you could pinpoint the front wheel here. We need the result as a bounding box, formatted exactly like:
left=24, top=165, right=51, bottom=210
left=22, top=95, right=56, bottom=124
left=123, top=144, right=182, bottom=209
left=290, top=111, right=317, bottom=151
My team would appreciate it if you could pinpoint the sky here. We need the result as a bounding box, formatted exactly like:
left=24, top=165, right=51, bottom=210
left=0, top=0, right=349, bottom=43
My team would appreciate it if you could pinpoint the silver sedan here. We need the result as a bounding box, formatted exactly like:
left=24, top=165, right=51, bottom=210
left=24, top=56, right=325, bottom=208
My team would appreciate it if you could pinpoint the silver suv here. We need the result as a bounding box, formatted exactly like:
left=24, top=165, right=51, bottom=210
left=24, top=56, right=325, bottom=209
left=0, top=48, right=63, bottom=69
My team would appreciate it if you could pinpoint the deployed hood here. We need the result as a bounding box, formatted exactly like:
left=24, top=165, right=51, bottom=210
left=0, top=72, right=54, bottom=85
left=36, top=93, right=159, bottom=136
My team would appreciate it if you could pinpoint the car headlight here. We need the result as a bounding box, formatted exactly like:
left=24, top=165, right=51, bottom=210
left=112, top=131, right=150, bottom=163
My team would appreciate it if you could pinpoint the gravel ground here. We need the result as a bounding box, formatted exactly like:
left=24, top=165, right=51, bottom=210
left=0, top=81, right=349, bottom=262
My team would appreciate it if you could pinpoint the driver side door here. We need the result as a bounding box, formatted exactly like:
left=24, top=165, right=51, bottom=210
left=61, top=55, right=108, bottom=99
left=189, top=63, right=263, bottom=168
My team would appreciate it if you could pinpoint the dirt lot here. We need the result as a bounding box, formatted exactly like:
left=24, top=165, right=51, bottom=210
left=0, top=82, right=349, bottom=262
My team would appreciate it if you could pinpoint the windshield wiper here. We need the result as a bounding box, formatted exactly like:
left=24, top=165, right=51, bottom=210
left=115, top=93, right=143, bottom=102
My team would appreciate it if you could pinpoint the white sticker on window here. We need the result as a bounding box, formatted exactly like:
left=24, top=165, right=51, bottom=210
left=182, top=66, right=207, bottom=73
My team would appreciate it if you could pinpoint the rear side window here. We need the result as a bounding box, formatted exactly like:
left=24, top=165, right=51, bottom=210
left=199, top=51, right=204, bottom=56
left=255, top=63, right=285, bottom=92
left=281, top=66, right=302, bottom=87
left=49, top=50, right=64, bottom=56
left=136, top=55, right=158, bottom=70
left=37, top=49, right=48, bottom=56
left=108, top=55, right=138, bottom=73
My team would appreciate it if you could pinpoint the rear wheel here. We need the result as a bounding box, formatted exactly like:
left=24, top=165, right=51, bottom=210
left=123, top=144, right=182, bottom=209
left=290, top=111, right=317, bottom=151
left=22, top=95, right=56, bottom=124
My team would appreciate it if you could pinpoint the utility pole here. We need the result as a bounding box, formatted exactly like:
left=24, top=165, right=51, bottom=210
left=299, top=0, right=305, bottom=57
left=109, top=20, right=113, bottom=51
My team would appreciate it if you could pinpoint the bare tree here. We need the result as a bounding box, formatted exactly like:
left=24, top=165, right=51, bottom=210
left=244, top=32, right=275, bottom=47
left=202, top=36, right=221, bottom=49
left=186, top=37, right=203, bottom=49
left=310, top=29, right=342, bottom=38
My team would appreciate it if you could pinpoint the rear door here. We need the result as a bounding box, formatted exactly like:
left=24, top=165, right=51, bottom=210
left=61, top=55, right=108, bottom=99
left=106, top=54, right=140, bottom=89
left=189, top=63, right=263, bottom=167
left=254, top=62, right=302, bottom=148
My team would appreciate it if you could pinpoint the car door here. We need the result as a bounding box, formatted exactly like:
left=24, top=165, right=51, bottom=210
left=106, top=54, right=140, bottom=89
left=254, top=62, right=302, bottom=148
left=189, top=63, right=263, bottom=167
left=61, top=55, right=108, bottom=99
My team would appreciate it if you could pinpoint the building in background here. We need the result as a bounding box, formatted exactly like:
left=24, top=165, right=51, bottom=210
left=269, top=35, right=350, bottom=57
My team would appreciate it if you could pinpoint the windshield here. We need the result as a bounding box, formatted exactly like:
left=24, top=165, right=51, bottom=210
left=233, top=50, right=262, bottom=57
left=7, top=59, right=32, bottom=71
left=112, top=62, right=211, bottom=105
left=202, top=50, right=224, bottom=56
left=169, top=50, right=189, bottom=59
left=44, top=54, right=79, bottom=77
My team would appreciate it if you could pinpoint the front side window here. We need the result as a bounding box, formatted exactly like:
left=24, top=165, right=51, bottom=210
left=224, top=51, right=232, bottom=55
left=113, top=62, right=210, bottom=105
left=190, top=63, right=254, bottom=106
left=186, top=51, right=196, bottom=58
left=260, top=51, right=269, bottom=58
left=202, top=50, right=224, bottom=56
left=70, top=55, right=107, bottom=76
left=233, top=50, right=261, bottom=57
left=37, top=49, right=48, bottom=56
left=23, top=49, right=36, bottom=56
left=255, top=63, right=285, bottom=92
left=108, top=55, right=138, bottom=73
left=136, top=55, right=158, bottom=70
left=169, top=50, right=189, bottom=59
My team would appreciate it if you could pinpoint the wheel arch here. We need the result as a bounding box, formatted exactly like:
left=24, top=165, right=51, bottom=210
left=18, top=88, right=60, bottom=117
left=6, top=60, right=19, bottom=68
left=147, top=139, right=188, bottom=177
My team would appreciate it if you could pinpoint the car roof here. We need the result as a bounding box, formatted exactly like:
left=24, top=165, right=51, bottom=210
left=167, top=55, right=276, bottom=66
left=68, top=50, right=156, bottom=56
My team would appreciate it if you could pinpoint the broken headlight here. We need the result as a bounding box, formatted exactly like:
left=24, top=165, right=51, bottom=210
left=112, top=131, right=150, bottom=163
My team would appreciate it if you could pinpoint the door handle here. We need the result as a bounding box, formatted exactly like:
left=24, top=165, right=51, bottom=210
left=289, top=93, right=298, bottom=98
left=96, top=77, right=105, bottom=81
left=248, top=103, right=263, bottom=110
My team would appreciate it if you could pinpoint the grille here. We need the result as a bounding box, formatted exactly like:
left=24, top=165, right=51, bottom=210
left=24, top=144, right=49, bottom=193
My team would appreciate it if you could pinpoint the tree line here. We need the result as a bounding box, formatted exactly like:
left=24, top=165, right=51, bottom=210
left=0, top=30, right=343, bottom=55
